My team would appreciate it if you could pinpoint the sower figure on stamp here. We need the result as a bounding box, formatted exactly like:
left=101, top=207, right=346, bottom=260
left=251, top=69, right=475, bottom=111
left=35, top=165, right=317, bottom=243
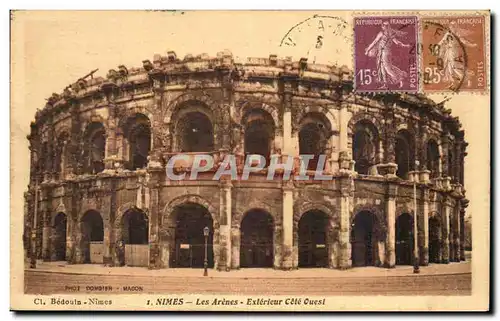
left=364, top=21, right=411, bottom=89
left=437, top=22, right=477, bottom=88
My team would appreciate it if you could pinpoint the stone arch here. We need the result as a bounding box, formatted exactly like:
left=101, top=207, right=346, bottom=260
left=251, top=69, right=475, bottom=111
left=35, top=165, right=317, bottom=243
left=162, top=194, right=219, bottom=227
left=395, top=128, right=416, bottom=179
left=115, top=202, right=149, bottom=230
left=118, top=112, right=152, bottom=170
left=82, top=121, right=107, bottom=174
left=235, top=101, right=280, bottom=130
left=118, top=105, right=154, bottom=128
left=295, top=105, right=337, bottom=134
left=349, top=114, right=382, bottom=175
left=164, top=92, right=218, bottom=124
left=168, top=100, right=216, bottom=152
left=232, top=201, right=278, bottom=228
left=351, top=204, right=386, bottom=233
left=426, top=137, right=441, bottom=178
left=347, top=112, right=383, bottom=137
left=396, top=203, right=414, bottom=219
left=293, top=202, right=338, bottom=226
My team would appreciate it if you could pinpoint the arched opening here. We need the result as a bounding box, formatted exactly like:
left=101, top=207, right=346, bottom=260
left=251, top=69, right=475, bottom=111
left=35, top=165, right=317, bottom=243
left=426, top=139, right=440, bottom=179
left=80, top=210, right=104, bottom=264
left=298, top=113, right=330, bottom=171
left=121, top=209, right=149, bottom=266
left=298, top=210, right=329, bottom=267
left=172, top=203, right=214, bottom=268
left=243, top=109, right=275, bottom=164
left=351, top=211, right=380, bottom=267
left=395, top=130, right=415, bottom=180
left=240, top=209, right=274, bottom=268
left=352, top=120, right=379, bottom=175
left=429, top=216, right=441, bottom=263
left=52, top=212, right=67, bottom=261
left=84, top=122, right=106, bottom=174
left=176, top=111, right=214, bottom=152
left=124, top=114, right=151, bottom=170
left=396, top=213, right=414, bottom=265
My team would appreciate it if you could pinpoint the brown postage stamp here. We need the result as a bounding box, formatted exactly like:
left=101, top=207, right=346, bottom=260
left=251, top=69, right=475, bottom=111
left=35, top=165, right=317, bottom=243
left=422, top=15, right=488, bottom=92
left=10, top=10, right=490, bottom=312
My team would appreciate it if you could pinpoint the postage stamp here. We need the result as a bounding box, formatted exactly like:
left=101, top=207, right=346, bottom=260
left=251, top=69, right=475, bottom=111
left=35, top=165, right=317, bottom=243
left=421, top=15, right=487, bottom=92
left=354, top=16, right=418, bottom=92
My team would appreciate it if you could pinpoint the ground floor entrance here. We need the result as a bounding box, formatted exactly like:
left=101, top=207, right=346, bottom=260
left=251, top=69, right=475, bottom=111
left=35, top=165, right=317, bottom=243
left=172, top=203, right=214, bottom=268
left=240, top=209, right=274, bottom=268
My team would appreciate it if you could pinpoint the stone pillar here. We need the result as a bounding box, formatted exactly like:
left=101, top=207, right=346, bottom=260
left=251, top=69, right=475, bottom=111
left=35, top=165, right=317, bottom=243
left=338, top=174, right=354, bottom=269
left=218, top=179, right=232, bottom=271
left=42, top=213, right=51, bottom=261
left=102, top=206, right=112, bottom=266
left=339, top=102, right=349, bottom=153
left=281, top=181, right=294, bottom=270
left=441, top=134, right=450, bottom=178
left=283, top=107, right=293, bottom=156
left=420, top=188, right=430, bottom=266
left=441, top=197, right=451, bottom=263
left=65, top=214, right=74, bottom=264
left=147, top=168, right=162, bottom=269
left=384, top=182, right=397, bottom=268
left=230, top=227, right=241, bottom=269
left=104, top=104, right=118, bottom=170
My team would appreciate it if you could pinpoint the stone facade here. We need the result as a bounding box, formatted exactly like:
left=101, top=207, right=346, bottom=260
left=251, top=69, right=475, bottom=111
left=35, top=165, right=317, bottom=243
left=24, top=50, right=468, bottom=270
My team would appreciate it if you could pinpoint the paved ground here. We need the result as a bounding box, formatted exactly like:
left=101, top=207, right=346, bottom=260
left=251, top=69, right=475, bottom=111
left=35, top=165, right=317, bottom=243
left=25, top=258, right=471, bottom=295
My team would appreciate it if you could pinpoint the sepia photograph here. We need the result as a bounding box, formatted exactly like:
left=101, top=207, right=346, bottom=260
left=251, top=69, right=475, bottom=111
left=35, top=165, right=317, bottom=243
left=10, top=10, right=490, bottom=311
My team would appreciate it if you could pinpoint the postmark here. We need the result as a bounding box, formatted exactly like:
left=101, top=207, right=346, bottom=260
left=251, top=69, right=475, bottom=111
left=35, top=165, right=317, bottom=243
left=279, top=14, right=351, bottom=66
left=354, top=16, right=419, bottom=92
left=421, top=16, right=486, bottom=92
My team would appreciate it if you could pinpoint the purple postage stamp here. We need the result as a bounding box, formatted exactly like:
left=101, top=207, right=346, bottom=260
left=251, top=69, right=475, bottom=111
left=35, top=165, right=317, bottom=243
left=354, top=16, right=418, bottom=92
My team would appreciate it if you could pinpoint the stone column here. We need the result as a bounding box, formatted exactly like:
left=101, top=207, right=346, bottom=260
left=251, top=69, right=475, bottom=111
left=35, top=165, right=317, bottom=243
left=420, top=188, right=430, bottom=266
left=281, top=181, right=294, bottom=270
left=338, top=174, right=354, bottom=269
left=104, top=104, right=119, bottom=170
left=42, top=211, right=52, bottom=261
left=147, top=168, right=162, bottom=269
left=218, top=179, right=232, bottom=271
left=441, top=197, right=451, bottom=263
left=384, top=182, right=397, bottom=268
left=102, top=203, right=112, bottom=266
left=339, top=102, right=349, bottom=154
left=230, top=227, right=241, bottom=269
left=441, top=134, right=450, bottom=178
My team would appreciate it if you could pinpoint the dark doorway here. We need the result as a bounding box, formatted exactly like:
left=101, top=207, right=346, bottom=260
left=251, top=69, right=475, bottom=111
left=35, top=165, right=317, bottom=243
left=243, top=109, right=275, bottom=164
left=81, top=210, right=104, bottom=263
left=352, top=121, right=378, bottom=175
left=429, top=216, right=441, bottom=263
left=53, top=212, right=67, bottom=261
left=240, top=210, right=274, bottom=268
left=351, top=211, right=377, bottom=267
left=299, top=124, right=325, bottom=171
left=125, top=114, right=151, bottom=170
left=396, top=213, right=414, bottom=265
left=178, top=112, right=214, bottom=152
left=123, top=209, right=149, bottom=244
left=298, top=210, right=329, bottom=267
left=172, top=204, right=214, bottom=268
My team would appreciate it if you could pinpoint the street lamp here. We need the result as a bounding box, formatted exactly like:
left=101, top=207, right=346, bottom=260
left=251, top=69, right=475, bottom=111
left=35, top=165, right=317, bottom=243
left=413, top=160, right=420, bottom=274
left=203, top=226, right=209, bottom=277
